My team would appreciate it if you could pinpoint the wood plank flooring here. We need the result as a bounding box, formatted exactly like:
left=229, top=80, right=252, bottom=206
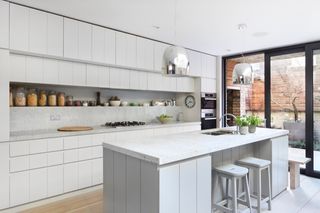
left=13, top=174, right=320, bottom=213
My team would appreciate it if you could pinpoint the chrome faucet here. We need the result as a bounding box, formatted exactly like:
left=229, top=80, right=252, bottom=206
left=219, top=113, right=239, bottom=133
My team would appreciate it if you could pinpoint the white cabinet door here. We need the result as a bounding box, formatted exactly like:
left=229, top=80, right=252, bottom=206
left=116, top=32, right=137, bottom=68
left=176, top=77, right=195, bottom=92
left=29, top=168, right=47, bottom=201
left=63, top=162, right=78, bottom=192
left=147, top=72, right=162, bottom=91
left=98, top=66, right=110, bottom=88
left=92, top=158, right=103, bottom=185
left=26, top=56, right=43, bottom=83
left=130, top=70, right=147, bottom=90
left=0, top=143, right=9, bottom=209
left=43, top=58, right=59, bottom=84
left=78, top=160, right=92, bottom=189
left=154, top=42, right=169, bottom=72
left=137, top=38, right=154, bottom=70
left=110, top=68, right=130, bottom=89
left=47, top=151, right=63, bottom=166
left=92, top=25, right=105, bottom=63
left=10, top=171, right=29, bottom=206
left=196, top=156, right=212, bottom=213
left=64, top=18, right=78, bottom=59
left=201, top=78, right=216, bottom=93
left=9, top=54, right=26, bottom=82
left=47, top=165, right=63, bottom=197
left=0, top=50, right=9, bottom=143
left=64, top=149, right=78, bottom=163
left=59, top=61, right=73, bottom=85
left=29, top=153, right=47, bottom=169
left=0, top=1, right=9, bottom=48
left=78, top=22, right=92, bottom=61
left=105, top=29, right=116, bottom=64
left=10, top=4, right=29, bottom=51
left=188, top=50, right=202, bottom=77
left=64, top=136, right=78, bottom=149
left=162, top=75, right=177, bottom=92
left=47, top=138, right=63, bottom=151
left=29, top=9, right=47, bottom=54
left=159, top=164, right=179, bottom=213
left=78, top=135, right=92, bottom=148
left=47, top=14, right=63, bottom=57
left=207, top=55, right=217, bottom=79
left=78, top=147, right=92, bottom=161
left=180, top=160, right=197, bottom=213
left=72, top=63, right=86, bottom=86
left=86, top=64, right=99, bottom=87
left=10, top=141, right=29, bottom=157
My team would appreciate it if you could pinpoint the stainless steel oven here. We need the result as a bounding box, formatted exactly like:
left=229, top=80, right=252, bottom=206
left=201, top=109, right=216, bottom=130
left=201, top=93, right=216, bottom=109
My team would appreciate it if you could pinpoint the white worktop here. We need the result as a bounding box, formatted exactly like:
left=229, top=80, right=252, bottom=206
left=10, top=121, right=200, bottom=142
left=103, top=127, right=289, bottom=165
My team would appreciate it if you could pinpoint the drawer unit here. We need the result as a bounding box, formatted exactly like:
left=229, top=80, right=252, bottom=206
left=47, top=151, right=63, bottom=166
left=29, top=139, right=47, bottom=154
left=78, top=147, right=92, bottom=161
left=10, top=141, right=29, bottom=157
left=64, top=149, right=78, bottom=163
left=64, top=136, right=78, bottom=149
left=78, top=135, right=92, bottom=148
left=47, top=138, right=63, bottom=151
left=91, top=146, right=103, bottom=158
left=10, top=156, right=29, bottom=173
left=29, top=153, right=47, bottom=169
left=92, top=134, right=104, bottom=146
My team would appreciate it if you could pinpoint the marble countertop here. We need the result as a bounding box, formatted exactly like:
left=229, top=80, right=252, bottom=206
left=103, top=127, right=289, bottom=165
left=10, top=121, right=200, bottom=141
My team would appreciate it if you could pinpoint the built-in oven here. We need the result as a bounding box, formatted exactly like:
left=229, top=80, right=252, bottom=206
left=201, top=93, right=217, bottom=109
left=201, top=109, right=216, bottom=130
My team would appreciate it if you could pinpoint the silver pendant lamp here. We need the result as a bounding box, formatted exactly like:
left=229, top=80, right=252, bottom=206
left=162, top=0, right=190, bottom=77
left=232, top=24, right=253, bottom=85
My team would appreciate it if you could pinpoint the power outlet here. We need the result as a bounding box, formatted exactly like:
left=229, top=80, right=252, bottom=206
left=50, top=114, right=61, bottom=121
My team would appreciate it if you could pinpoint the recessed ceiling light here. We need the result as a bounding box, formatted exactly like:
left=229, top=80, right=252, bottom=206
left=252, top=32, right=269, bottom=37
left=237, top=23, right=247, bottom=31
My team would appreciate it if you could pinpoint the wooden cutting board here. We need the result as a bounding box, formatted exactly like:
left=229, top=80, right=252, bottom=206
left=58, top=126, right=93, bottom=132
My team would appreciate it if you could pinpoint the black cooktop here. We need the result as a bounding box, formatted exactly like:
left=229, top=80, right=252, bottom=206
left=105, top=121, right=146, bottom=127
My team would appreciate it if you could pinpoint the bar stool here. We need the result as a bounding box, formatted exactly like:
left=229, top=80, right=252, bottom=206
left=213, top=164, right=252, bottom=213
left=237, top=157, right=272, bottom=213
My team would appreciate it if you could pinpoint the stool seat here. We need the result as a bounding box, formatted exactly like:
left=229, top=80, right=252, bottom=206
left=215, top=164, right=249, bottom=177
left=237, top=157, right=270, bottom=168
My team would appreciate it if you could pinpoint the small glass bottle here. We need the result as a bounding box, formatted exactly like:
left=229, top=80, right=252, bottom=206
left=27, top=89, right=38, bottom=107
left=66, top=96, right=73, bottom=106
left=38, top=90, right=47, bottom=107
left=15, top=87, right=26, bottom=107
left=57, top=92, right=65, bottom=106
left=48, top=91, right=57, bottom=106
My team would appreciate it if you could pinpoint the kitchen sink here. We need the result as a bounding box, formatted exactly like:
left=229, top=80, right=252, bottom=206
left=202, top=130, right=237, bottom=136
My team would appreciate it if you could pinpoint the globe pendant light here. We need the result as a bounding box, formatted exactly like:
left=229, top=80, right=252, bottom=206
left=232, top=24, right=253, bottom=85
left=162, top=0, right=190, bottom=77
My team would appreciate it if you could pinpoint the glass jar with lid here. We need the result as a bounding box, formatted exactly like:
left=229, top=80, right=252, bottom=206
left=27, top=89, right=38, bottom=106
left=48, top=91, right=57, bottom=106
left=38, top=90, right=47, bottom=107
left=57, top=92, right=65, bottom=106
left=66, top=96, right=73, bottom=106
left=15, top=87, right=26, bottom=107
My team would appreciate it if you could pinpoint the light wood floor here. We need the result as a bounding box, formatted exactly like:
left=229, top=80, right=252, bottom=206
left=13, top=174, right=320, bottom=213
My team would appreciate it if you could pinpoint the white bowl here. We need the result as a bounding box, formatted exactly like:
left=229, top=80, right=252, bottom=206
left=109, top=100, right=121, bottom=106
left=121, top=101, right=128, bottom=106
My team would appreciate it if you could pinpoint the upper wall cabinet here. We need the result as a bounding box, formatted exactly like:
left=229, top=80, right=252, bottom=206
left=116, top=32, right=137, bottom=68
left=188, top=50, right=202, bottom=77
left=92, top=26, right=116, bottom=64
left=0, top=1, right=9, bottom=48
left=78, top=22, right=92, bottom=61
left=154, top=42, right=169, bottom=73
left=201, top=54, right=217, bottom=79
left=10, top=4, right=63, bottom=57
left=137, top=37, right=154, bottom=71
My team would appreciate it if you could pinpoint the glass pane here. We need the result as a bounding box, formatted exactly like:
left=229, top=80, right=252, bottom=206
left=271, top=52, right=306, bottom=168
left=313, top=50, right=320, bottom=172
left=225, top=54, right=265, bottom=126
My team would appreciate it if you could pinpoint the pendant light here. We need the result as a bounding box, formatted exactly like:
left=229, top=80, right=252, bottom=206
left=232, top=24, right=253, bottom=85
left=162, top=0, right=190, bottom=77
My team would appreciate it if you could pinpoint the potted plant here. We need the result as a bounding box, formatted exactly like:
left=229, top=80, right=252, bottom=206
left=235, top=116, right=249, bottom=135
left=247, top=115, right=263, bottom=133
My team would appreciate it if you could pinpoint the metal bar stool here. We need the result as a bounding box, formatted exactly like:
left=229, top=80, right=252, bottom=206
left=213, top=164, right=252, bottom=213
left=237, top=157, right=272, bottom=213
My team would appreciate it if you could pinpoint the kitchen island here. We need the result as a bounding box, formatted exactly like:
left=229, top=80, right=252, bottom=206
left=103, top=127, right=289, bottom=213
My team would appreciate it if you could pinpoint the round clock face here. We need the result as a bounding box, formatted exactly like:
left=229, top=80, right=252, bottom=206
left=185, top=95, right=196, bottom=108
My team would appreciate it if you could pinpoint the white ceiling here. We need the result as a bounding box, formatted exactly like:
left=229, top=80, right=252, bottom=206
left=10, top=0, right=320, bottom=56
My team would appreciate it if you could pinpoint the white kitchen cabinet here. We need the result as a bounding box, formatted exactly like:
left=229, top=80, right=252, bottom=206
left=78, top=147, right=92, bottom=161
left=78, top=135, right=92, bottom=148
left=110, top=68, right=130, bottom=89
left=29, top=168, right=47, bottom=201
left=78, top=160, right=92, bottom=189
left=188, top=50, right=202, bottom=77
left=63, top=162, right=78, bottom=192
left=86, top=64, right=99, bottom=87
left=64, top=149, right=78, bottom=163
left=29, top=139, right=47, bottom=154
left=201, top=77, right=216, bottom=93
left=92, top=158, right=103, bottom=185
left=98, top=66, right=110, bottom=88
left=176, top=77, right=195, bottom=92
left=72, top=63, right=87, bottom=86
left=162, top=75, right=177, bottom=92
left=29, top=153, right=47, bottom=169
left=26, top=56, right=43, bottom=83
left=47, top=14, right=63, bottom=57
left=47, top=165, right=63, bottom=197
left=92, top=25, right=105, bottom=63
left=10, top=156, right=29, bottom=172
left=92, top=134, right=105, bottom=146
left=201, top=54, right=217, bottom=79
left=196, top=156, right=212, bottom=213
left=47, top=138, right=63, bottom=151
left=64, top=18, right=78, bottom=59
left=0, top=143, right=9, bottom=209
left=0, top=50, right=9, bottom=143
left=10, top=140, right=29, bottom=157
left=59, top=61, right=73, bottom=85
left=10, top=4, right=29, bottom=51
left=10, top=171, right=29, bottom=206
left=130, top=70, right=147, bottom=90
left=105, top=29, right=116, bottom=64
left=92, top=146, right=103, bottom=159
left=180, top=160, right=197, bottom=213
left=29, top=9, right=47, bottom=54
left=47, top=151, right=63, bottom=166
left=159, top=164, right=180, bottom=213
left=116, top=32, right=137, bottom=68
left=0, top=1, right=9, bottom=48
left=147, top=72, right=162, bottom=91
left=137, top=37, right=154, bottom=70
left=78, top=22, right=92, bottom=61
left=43, top=58, right=59, bottom=84
left=9, top=54, right=26, bottom=82
left=64, top=136, right=78, bottom=149
left=154, top=42, right=169, bottom=72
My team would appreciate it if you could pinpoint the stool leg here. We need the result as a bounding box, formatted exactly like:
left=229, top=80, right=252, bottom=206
left=257, top=168, right=262, bottom=213
left=267, top=166, right=272, bottom=210
left=245, top=174, right=252, bottom=213
left=232, top=177, right=238, bottom=213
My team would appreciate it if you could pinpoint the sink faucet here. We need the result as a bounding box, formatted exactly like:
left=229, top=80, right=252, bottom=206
left=219, top=113, right=239, bottom=133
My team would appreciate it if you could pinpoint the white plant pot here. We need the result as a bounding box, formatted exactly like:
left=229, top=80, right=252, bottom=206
left=239, top=126, right=249, bottom=135
left=249, top=125, right=256, bottom=133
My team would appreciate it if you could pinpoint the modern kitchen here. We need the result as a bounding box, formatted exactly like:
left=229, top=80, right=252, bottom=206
left=0, top=0, right=320, bottom=213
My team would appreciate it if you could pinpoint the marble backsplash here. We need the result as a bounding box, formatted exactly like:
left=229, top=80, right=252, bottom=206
left=10, top=106, right=183, bottom=132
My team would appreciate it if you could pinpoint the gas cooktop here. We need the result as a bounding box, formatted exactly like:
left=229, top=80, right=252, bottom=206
left=105, top=121, right=146, bottom=128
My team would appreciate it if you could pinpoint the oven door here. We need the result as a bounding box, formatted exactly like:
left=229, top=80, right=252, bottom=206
left=201, top=117, right=216, bottom=130
left=201, top=93, right=217, bottom=109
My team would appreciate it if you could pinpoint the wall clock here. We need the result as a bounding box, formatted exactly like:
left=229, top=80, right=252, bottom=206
left=185, top=95, right=196, bottom=108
